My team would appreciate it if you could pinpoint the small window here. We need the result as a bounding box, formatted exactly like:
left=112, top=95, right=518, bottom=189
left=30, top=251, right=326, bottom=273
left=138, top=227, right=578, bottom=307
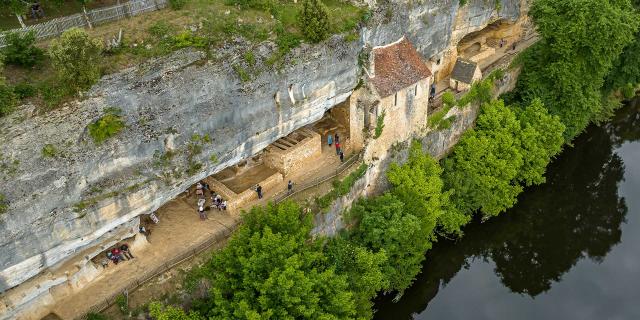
left=414, top=85, right=418, bottom=96
left=394, top=93, right=398, bottom=106
left=436, top=58, right=441, bottom=65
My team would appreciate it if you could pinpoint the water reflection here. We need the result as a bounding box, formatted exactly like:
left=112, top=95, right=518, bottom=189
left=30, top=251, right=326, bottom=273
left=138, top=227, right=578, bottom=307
left=374, top=97, right=640, bottom=319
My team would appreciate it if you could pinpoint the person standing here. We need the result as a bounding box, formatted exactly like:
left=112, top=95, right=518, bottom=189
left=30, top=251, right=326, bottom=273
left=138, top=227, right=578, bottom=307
left=198, top=205, right=206, bottom=220
left=120, top=243, right=134, bottom=260
left=339, top=150, right=344, bottom=162
left=327, top=134, right=333, bottom=147
left=287, top=180, right=294, bottom=194
left=256, top=184, right=263, bottom=199
left=335, top=141, right=341, bottom=155
left=335, top=133, right=340, bottom=143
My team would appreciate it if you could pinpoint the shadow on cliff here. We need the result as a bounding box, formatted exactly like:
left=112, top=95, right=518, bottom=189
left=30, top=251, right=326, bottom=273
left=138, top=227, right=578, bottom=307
left=372, top=98, right=640, bottom=319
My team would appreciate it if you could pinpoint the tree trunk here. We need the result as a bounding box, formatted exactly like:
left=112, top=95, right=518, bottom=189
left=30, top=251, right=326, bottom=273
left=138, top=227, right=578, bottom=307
left=83, top=6, right=93, bottom=29
left=16, top=14, right=26, bottom=29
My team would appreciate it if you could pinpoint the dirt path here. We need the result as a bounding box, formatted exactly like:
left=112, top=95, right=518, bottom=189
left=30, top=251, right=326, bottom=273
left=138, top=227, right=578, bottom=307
left=46, top=127, right=353, bottom=319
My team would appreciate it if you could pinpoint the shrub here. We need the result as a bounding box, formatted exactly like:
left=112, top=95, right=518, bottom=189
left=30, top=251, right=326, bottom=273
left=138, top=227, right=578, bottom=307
left=442, top=91, right=456, bottom=107
left=88, top=108, right=126, bottom=145
left=0, top=193, right=7, bottom=215
left=172, top=31, right=208, bottom=49
left=373, top=111, right=385, bottom=139
left=0, top=82, right=17, bottom=117
left=86, top=312, right=109, bottom=320
left=41, top=144, right=58, bottom=158
left=115, top=293, right=128, bottom=314
left=168, top=0, right=188, bottom=10
left=232, top=64, right=250, bottom=82
left=1, top=31, right=44, bottom=67
left=48, top=28, right=103, bottom=91
left=12, top=82, right=36, bottom=99
left=298, top=0, right=330, bottom=43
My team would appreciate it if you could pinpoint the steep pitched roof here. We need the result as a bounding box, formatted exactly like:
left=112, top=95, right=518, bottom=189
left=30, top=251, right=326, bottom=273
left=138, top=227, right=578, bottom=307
left=450, top=58, right=478, bottom=84
left=369, top=37, right=432, bottom=98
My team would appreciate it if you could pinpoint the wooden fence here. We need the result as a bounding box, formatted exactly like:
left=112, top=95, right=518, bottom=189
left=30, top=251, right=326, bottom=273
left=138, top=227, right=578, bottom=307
left=0, top=0, right=168, bottom=48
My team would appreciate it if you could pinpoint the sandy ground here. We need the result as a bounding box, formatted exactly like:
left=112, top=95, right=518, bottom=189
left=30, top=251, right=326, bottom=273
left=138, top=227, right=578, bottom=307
left=46, top=121, right=351, bottom=319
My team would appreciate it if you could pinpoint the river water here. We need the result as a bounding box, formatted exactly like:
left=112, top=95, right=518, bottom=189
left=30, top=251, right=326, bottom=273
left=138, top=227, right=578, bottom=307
left=374, top=97, right=640, bottom=320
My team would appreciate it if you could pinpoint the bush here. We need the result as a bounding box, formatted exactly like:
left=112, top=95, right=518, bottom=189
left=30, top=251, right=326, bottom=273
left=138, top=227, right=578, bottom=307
left=298, top=0, right=330, bottom=43
left=88, top=108, right=126, bottom=145
left=48, top=28, right=103, bottom=91
left=0, top=193, right=7, bottom=215
left=86, top=312, right=109, bottom=320
left=12, top=82, right=36, bottom=99
left=168, top=0, right=188, bottom=10
left=1, top=31, right=44, bottom=67
left=171, top=31, right=208, bottom=49
left=41, top=144, right=58, bottom=158
left=115, top=293, right=128, bottom=314
left=0, top=82, right=17, bottom=117
left=442, top=91, right=456, bottom=107
left=373, top=111, right=385, bottom=139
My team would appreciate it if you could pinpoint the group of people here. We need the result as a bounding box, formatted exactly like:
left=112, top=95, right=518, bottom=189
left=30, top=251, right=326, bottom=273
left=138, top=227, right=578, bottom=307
left=101, top=243, right=134, bottom=268
left=327, top=133, right=345, bottom=162
left=196, top=181, right=227, bottom=220
left=498, top=38, right=517, bottom=51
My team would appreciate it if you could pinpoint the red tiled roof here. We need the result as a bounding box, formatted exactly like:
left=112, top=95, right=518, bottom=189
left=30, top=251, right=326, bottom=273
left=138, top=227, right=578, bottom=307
left=369, top=37, right=432, bottom=98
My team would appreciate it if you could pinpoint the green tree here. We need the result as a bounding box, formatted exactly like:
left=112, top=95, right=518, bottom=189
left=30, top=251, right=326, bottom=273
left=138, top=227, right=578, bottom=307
left=387, top=141, right=469, bottom=236
left=348, top=193, right=428, bottom=293
left=2, top=31, right=44, bottom=67
left=605, top=30, right=640, bottom=92
left=325, top=238, right=388, bottom=318
left=48, top=28, right=103, bottom=91
left=515, top=0, right=639, bottom=139
left=192, top=201, right=357, bottom=319
left=298, top=0, right=330, bottom=43
left=443, top=99, right=524, bottom=217
left=515, top=99, right=565, bottom=186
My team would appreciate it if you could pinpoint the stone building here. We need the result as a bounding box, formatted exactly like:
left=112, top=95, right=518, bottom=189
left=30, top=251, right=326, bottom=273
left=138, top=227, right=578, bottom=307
left=366, top=36, right=433, bottom=146
left=450, top=58, right=482, bottom=92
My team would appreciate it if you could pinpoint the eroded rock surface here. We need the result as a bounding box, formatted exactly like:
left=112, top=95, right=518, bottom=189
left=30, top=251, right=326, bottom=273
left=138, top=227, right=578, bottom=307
left=0, top=0, right=524, bottom=302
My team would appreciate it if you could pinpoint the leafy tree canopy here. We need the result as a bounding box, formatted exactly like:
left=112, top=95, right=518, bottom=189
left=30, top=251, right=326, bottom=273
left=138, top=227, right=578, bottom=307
left=515, top=0, right=639, bottom=139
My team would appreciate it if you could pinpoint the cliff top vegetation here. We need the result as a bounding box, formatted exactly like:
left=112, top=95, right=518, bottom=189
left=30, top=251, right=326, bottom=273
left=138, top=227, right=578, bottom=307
left=0, top=0, right=368, bottom=118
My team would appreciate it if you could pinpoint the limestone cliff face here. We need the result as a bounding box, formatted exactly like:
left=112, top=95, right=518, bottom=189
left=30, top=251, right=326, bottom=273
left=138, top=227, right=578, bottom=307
left=0, top=0, right=525, bottom=294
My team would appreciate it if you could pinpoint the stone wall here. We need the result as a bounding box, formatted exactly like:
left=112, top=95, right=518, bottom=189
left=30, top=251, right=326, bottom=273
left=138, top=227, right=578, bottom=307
left=263, top=129, right=322, bottom=176
left=314, top=65, right=522, bottom=236
left=0, top=0, right=527, bottom=316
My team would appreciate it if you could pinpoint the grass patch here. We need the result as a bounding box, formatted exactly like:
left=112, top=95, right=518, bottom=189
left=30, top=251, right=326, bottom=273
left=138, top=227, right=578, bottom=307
left=88, top=107, right=126, bottom=145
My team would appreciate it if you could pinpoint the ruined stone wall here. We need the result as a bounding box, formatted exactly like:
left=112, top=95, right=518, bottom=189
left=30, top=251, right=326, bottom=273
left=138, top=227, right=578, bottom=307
left=263, top=130, right=322, bottom=176
left=0, top=0, right=526, bottom=316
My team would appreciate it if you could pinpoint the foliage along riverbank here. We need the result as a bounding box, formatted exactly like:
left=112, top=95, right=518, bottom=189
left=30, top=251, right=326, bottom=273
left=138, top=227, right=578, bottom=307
left=132, top=0, right=640, bottom=319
